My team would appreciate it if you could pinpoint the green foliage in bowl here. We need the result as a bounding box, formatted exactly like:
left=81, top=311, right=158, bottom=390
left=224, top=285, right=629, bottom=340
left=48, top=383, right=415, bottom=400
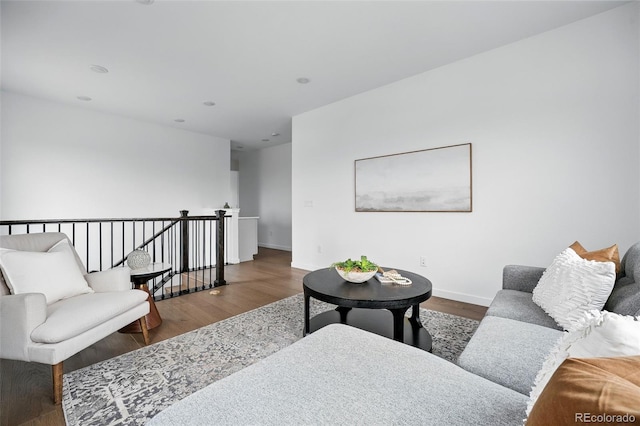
left=332, top=255, right=378, bottom=273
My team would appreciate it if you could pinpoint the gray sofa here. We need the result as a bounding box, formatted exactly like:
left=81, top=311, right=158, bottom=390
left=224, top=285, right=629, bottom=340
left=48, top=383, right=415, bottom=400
left=150, top=242, right=640, bottom=425
left=459, top=241, right=640, bottom=396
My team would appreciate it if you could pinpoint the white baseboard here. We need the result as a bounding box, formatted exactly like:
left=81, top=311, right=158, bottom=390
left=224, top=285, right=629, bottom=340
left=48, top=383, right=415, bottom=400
left=290, top=261, right=316, bottom=272
left=431, top=288, right=492, bottom=307
left=258, top=243, right=292, bottom=252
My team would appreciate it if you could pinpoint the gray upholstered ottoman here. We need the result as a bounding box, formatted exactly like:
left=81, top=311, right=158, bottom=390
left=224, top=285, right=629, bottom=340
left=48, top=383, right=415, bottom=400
left=149, top=324, right=527, bottom=425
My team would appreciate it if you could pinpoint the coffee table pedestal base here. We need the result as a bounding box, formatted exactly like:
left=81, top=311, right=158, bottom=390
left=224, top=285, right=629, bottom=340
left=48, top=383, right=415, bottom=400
left=308, top=308, right=432, bottom=352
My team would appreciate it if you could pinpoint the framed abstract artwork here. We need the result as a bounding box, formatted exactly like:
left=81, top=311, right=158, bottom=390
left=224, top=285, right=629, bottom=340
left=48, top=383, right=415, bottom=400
left=355, top=143, right=472, bottom=212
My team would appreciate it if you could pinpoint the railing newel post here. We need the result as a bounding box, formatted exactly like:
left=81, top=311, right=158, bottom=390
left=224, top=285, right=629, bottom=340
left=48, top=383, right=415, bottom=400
left=214, top=210, right=226, bottom=286
left=180, top=210, right=189, bottom=274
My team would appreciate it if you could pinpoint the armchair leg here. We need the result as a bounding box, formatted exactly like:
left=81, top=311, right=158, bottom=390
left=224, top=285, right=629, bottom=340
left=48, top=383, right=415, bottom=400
left=139, top=316, right=150, bottom=346
left=52, top=362, right=63, bottom=405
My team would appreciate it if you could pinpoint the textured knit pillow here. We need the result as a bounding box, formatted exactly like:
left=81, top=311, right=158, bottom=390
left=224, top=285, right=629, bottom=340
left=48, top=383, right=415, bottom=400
left=526, top=310, right=640, bottom=417
left=570, top=241, right=620, bottom=274
left=0, top=239, right=93, bottom=304
left=533, top=247, right=615, bottom=330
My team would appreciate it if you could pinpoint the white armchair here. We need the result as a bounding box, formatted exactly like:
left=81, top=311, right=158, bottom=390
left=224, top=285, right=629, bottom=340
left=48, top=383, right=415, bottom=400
left=0, top=232, right=150, bottom=404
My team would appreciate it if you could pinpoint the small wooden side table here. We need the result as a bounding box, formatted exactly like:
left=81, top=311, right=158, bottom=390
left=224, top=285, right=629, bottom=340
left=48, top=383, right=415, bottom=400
left=119, top=263, right=171, bottom=333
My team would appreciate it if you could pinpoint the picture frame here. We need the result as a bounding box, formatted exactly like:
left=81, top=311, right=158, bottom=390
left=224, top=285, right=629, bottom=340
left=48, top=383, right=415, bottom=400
left=354, top=143, right=472, bottom=212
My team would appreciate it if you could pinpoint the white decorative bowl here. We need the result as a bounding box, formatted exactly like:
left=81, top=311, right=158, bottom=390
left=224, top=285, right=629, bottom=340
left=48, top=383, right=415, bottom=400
left=335, top=267, right=377, bottom=283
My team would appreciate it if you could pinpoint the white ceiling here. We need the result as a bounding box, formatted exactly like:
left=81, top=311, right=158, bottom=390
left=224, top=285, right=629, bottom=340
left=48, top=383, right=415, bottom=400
left=1, top=0, right=627, bottom=151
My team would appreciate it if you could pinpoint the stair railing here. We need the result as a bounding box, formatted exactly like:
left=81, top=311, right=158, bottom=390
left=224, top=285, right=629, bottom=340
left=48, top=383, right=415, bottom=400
left=0, top=210, right=229, bottom=300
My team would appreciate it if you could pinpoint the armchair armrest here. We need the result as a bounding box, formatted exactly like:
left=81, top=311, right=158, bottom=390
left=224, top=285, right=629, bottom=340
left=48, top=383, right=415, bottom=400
left=0, top=293, right=47, bottom=360
left=85, top=267, right=132, bottom=292
left=502, top=265, right=545, bottom=293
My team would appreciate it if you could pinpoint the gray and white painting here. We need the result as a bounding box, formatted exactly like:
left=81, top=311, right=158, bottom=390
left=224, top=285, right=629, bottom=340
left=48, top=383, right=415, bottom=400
left=355, top=143, right=472, bottom=212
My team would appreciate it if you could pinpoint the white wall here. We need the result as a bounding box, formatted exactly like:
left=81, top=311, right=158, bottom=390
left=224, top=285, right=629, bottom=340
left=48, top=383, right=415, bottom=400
left=1, top=92, right=230, bottom=219
left=292, top=3, right=640, bottom=306
left=234, top=149, right=259, bottom=217
left=230, top=170, right=239, bottom=209
left=235, top=143, right=292, bottom=251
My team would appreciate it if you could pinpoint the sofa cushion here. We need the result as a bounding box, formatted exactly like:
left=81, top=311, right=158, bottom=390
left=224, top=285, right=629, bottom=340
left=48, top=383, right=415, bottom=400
left=458, top=316, right=562, bottom=395
left=30, top=289, right=148, bottom=343
left=0, top=240, right=94, bottom=304
left=149, top=324, right=528, bottom=426
left=486, top=289, right=562, bottom=330
left=526, top=356, right=640, bottom=425
left=532, top=247, right=615, bottom=330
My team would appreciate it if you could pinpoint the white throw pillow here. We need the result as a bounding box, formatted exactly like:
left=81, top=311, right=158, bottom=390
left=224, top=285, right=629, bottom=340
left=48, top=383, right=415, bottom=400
left=532, top=247, right=616, bottom=330
left=85, top=267, right=132, bottom=292
left=0, top=239, right=94, bottom=304
left=526, top=310, right=640, bottom=417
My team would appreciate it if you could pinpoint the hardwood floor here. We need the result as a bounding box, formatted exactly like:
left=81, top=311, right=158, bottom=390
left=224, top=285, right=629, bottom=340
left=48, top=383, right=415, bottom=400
left=0, top=248, right=486, bottom=426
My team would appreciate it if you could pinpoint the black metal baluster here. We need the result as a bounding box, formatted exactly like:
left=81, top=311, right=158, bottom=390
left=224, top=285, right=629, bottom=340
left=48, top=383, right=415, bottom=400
left=99, top=222, right=103, bottom=271
left=152, top=221, right=156, bottom=262
left=110, top=222, right=114, bottom=268
left=201, top=220, right=205, bottom=290
left=121, top=221, right=125, bottom=264
left=208, top=219, right=213, bottom=288
left=86, top=223, right=90, bottom=271
left=161, top=221, right=165, bottom=264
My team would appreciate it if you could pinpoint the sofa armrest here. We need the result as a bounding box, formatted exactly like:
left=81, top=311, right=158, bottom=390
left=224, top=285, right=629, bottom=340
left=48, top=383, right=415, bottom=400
left=85, top=267, right=132, bottom=292
left=0, top=293, right=47, bottom=360
left=502, top=265, right=545, bottom=293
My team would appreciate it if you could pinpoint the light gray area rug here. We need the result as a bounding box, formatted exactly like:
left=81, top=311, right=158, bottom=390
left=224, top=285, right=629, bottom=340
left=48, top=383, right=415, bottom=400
left=63, top=293, right=479, bottom=426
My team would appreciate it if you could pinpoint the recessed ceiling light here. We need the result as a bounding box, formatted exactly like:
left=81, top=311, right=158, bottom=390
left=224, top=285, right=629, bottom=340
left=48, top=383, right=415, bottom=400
left=271, top=133, right=280, bottom=137
left=76, top=96, right=92, bottom=101
left=174, top=119, right=185, bottom=123
left=89, top=64, right=109, bottom=74
left=261, top=139, right=270, bottom=142
left=203, top=101, right=216, bottom=106
left=296, top=77, right=310, bottom=84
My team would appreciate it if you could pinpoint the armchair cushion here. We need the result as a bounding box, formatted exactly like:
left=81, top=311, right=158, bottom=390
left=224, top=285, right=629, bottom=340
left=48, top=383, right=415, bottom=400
left=0, top=239, right=93, bottom=304
left=30, top=289, right=148, bottom=344
left=85, top=267, right=132, bottom=292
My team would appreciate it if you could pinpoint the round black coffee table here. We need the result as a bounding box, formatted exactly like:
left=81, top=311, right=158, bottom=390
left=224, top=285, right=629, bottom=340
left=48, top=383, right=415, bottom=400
left=303, top=268, right=433, bottom=351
